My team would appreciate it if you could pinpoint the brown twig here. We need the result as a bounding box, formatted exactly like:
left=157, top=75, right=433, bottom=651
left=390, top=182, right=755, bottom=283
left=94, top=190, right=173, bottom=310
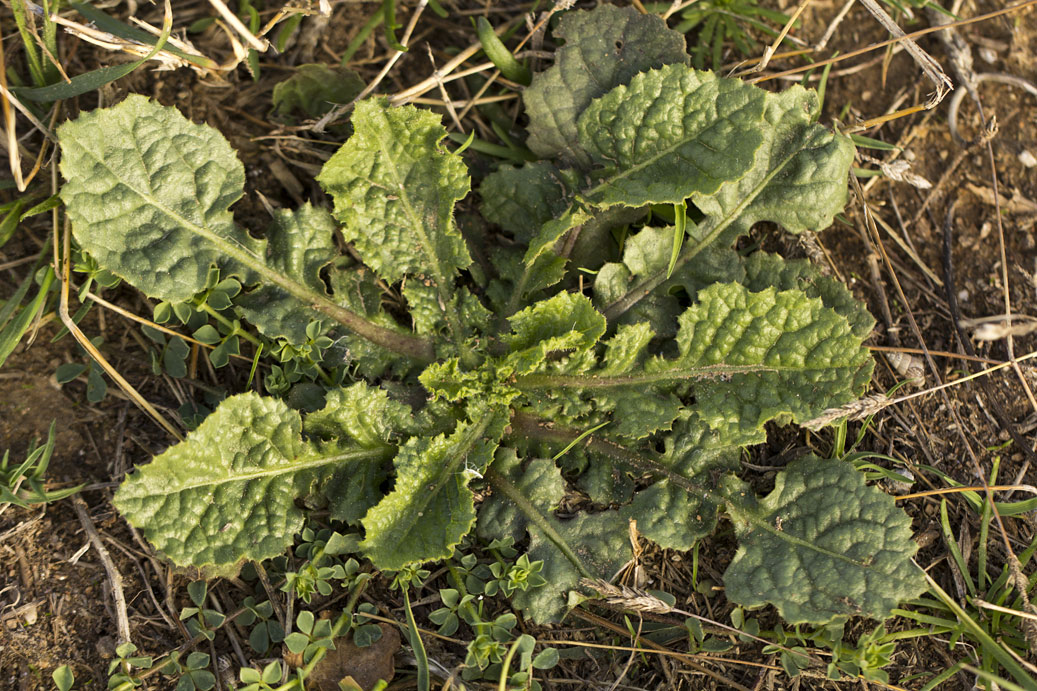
left=72, top=495, right=131, bottom=645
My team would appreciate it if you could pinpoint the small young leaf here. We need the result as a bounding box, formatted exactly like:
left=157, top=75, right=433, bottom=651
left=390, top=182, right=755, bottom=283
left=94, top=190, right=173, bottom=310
left=272, top=64, right=365, bottom=118
left=723, top=456, right=925, bottom=623
left=504, top=292, right=606, bottom=375
left=360, top=409, right=509, bottom=569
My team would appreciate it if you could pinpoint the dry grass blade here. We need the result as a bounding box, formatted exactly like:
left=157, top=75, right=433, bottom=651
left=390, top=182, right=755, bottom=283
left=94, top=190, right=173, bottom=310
left=56, top=218, right=183, bottom=442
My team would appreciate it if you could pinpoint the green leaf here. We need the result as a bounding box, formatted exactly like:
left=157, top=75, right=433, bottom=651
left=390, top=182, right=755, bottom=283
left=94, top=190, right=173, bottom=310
left=723, top=456, right=925, bottom=623
left=693, top=87, right=854, bottom=245
left=234, top=204, right=337, bottom=345
left=622, top=417, right=744, bottom=551
left=59, top=95, right=434, bottom=363
left=304, top=382, right=417, bottom=448
left=649, top=283, right=873, bottom=441
left=483, top=450, right=631, bottom=622
left=318, top=98, right=471, bottom=286
left=524, top=5, right=688, bottom=165
left=593, top=226, right=743, bottom=337
left=113, top=393, right=394, bottom=573
left=578, top=64, right=767, bottom=208
left=741, top=253, right=875, bottom=340
left=272, top=64, right=365, bottom=118
left=360, top=409, right=509, bottom=570
left=504, top=292, right=606, bottom=375
left=600, top=87, right=854, bottom=325
left=479, top=162, right=573, bottom=245
left=59, top=95, right=258, bottom=302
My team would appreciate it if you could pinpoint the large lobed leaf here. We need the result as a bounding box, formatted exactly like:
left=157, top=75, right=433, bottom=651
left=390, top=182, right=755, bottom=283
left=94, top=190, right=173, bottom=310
left=577, top=64, right=767, bottom=209
left=523, top=4, right=688, bottom=165
left=113, top=391, right=399, bottom=573
left=723, top=456, right=925, bottom=623
left=59, top=94, right=258, bottom=303
left=649, top=282, right=874, bottom=441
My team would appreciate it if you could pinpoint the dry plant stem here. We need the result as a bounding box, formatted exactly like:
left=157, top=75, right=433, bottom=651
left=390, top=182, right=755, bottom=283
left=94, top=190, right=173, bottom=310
left=0, top=16, right=24, bottom=191
left=83, top=291, right=253, bottom=363
left=897, top=484, right=1037, bottom=502
left=751, top=0, right=1037, bottom=86
left=814, top=0, right=856, bottom=51
left=207, top=0, right=268, bottom=51
left=53, top=159, right=184, bottom=440
left=857, top=173, right=1037, bottom=649
left=743, top=0, right=813, bottom=74
left=931, top=8, right=1037, bottom=427
left=947, top=73, right=1037, bottom=144
left=72, top=495, right=131, bottom=645
left=389, top=16, right=526, bottom=107
left=570, top=608, right=756, bottom=690
left=941, top=205, right=1037, bottom=645
left=586, top=579, right=824, bottom=665
left=314, top=0, right=431, bottom=131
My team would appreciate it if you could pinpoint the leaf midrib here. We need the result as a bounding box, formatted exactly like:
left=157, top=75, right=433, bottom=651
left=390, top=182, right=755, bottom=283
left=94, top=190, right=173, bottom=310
left=580, top=79, right=763, bottom=205
left=145, top=447, right=390, bottom=495
left=601, top=128, right=804, bottom=323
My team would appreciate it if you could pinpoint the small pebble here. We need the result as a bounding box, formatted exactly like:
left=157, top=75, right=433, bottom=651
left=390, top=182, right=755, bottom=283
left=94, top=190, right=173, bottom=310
left=958, top=289, right=969, bottom=303
left=1019, top=150, right=1037, bottom=168
left=979, top=47, right=998, bottom=64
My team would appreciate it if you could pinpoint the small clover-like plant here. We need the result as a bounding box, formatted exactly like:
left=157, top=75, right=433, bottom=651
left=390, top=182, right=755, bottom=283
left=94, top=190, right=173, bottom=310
left=58, top=3, right=925, bottom=633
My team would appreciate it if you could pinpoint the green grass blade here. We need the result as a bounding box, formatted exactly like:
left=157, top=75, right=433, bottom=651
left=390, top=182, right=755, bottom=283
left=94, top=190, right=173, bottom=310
left=667, top=202, right=687, bottom=279
left=924, top=575, right=1037, bottom=689
left=14, top=6, right=172, bottom=102
left=0, top=267, right=54, bottom=368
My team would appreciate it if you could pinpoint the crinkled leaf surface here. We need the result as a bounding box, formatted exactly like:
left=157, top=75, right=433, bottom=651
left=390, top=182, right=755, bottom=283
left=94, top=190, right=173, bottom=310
left=234, top=204, right=337, bottom=345
left=59, top=95, right=260, bottom=302
left=693, top=88, right=854, bottom=245
left=648, top=282, right=873, bottom=441
left=517, top=283, right=871, bottom=443
left=304, top=382, right=418, bottom=447
left=113, top=393, right=394, bottom=572
left=483, top=450, right=631, bottom=622
left=504, top=292, right=606, bottom=375
left=514, top=322, right=683, bottom=441
left=317, top=99, right=471, bottom=286
left=741, top=253, right=875, bottom=340
left=577, top=64, right=766, bottom=208
left=479, top=162, right=573, bottom=245
left=524, top=4, right=687, bottom=165
left=600, top=87, right=854, bottom=324
left=723, top=456, right=924, bottom=623
left=621, top=417, right=744, bottom=551
left=361, top=409, right=509, bottom=570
